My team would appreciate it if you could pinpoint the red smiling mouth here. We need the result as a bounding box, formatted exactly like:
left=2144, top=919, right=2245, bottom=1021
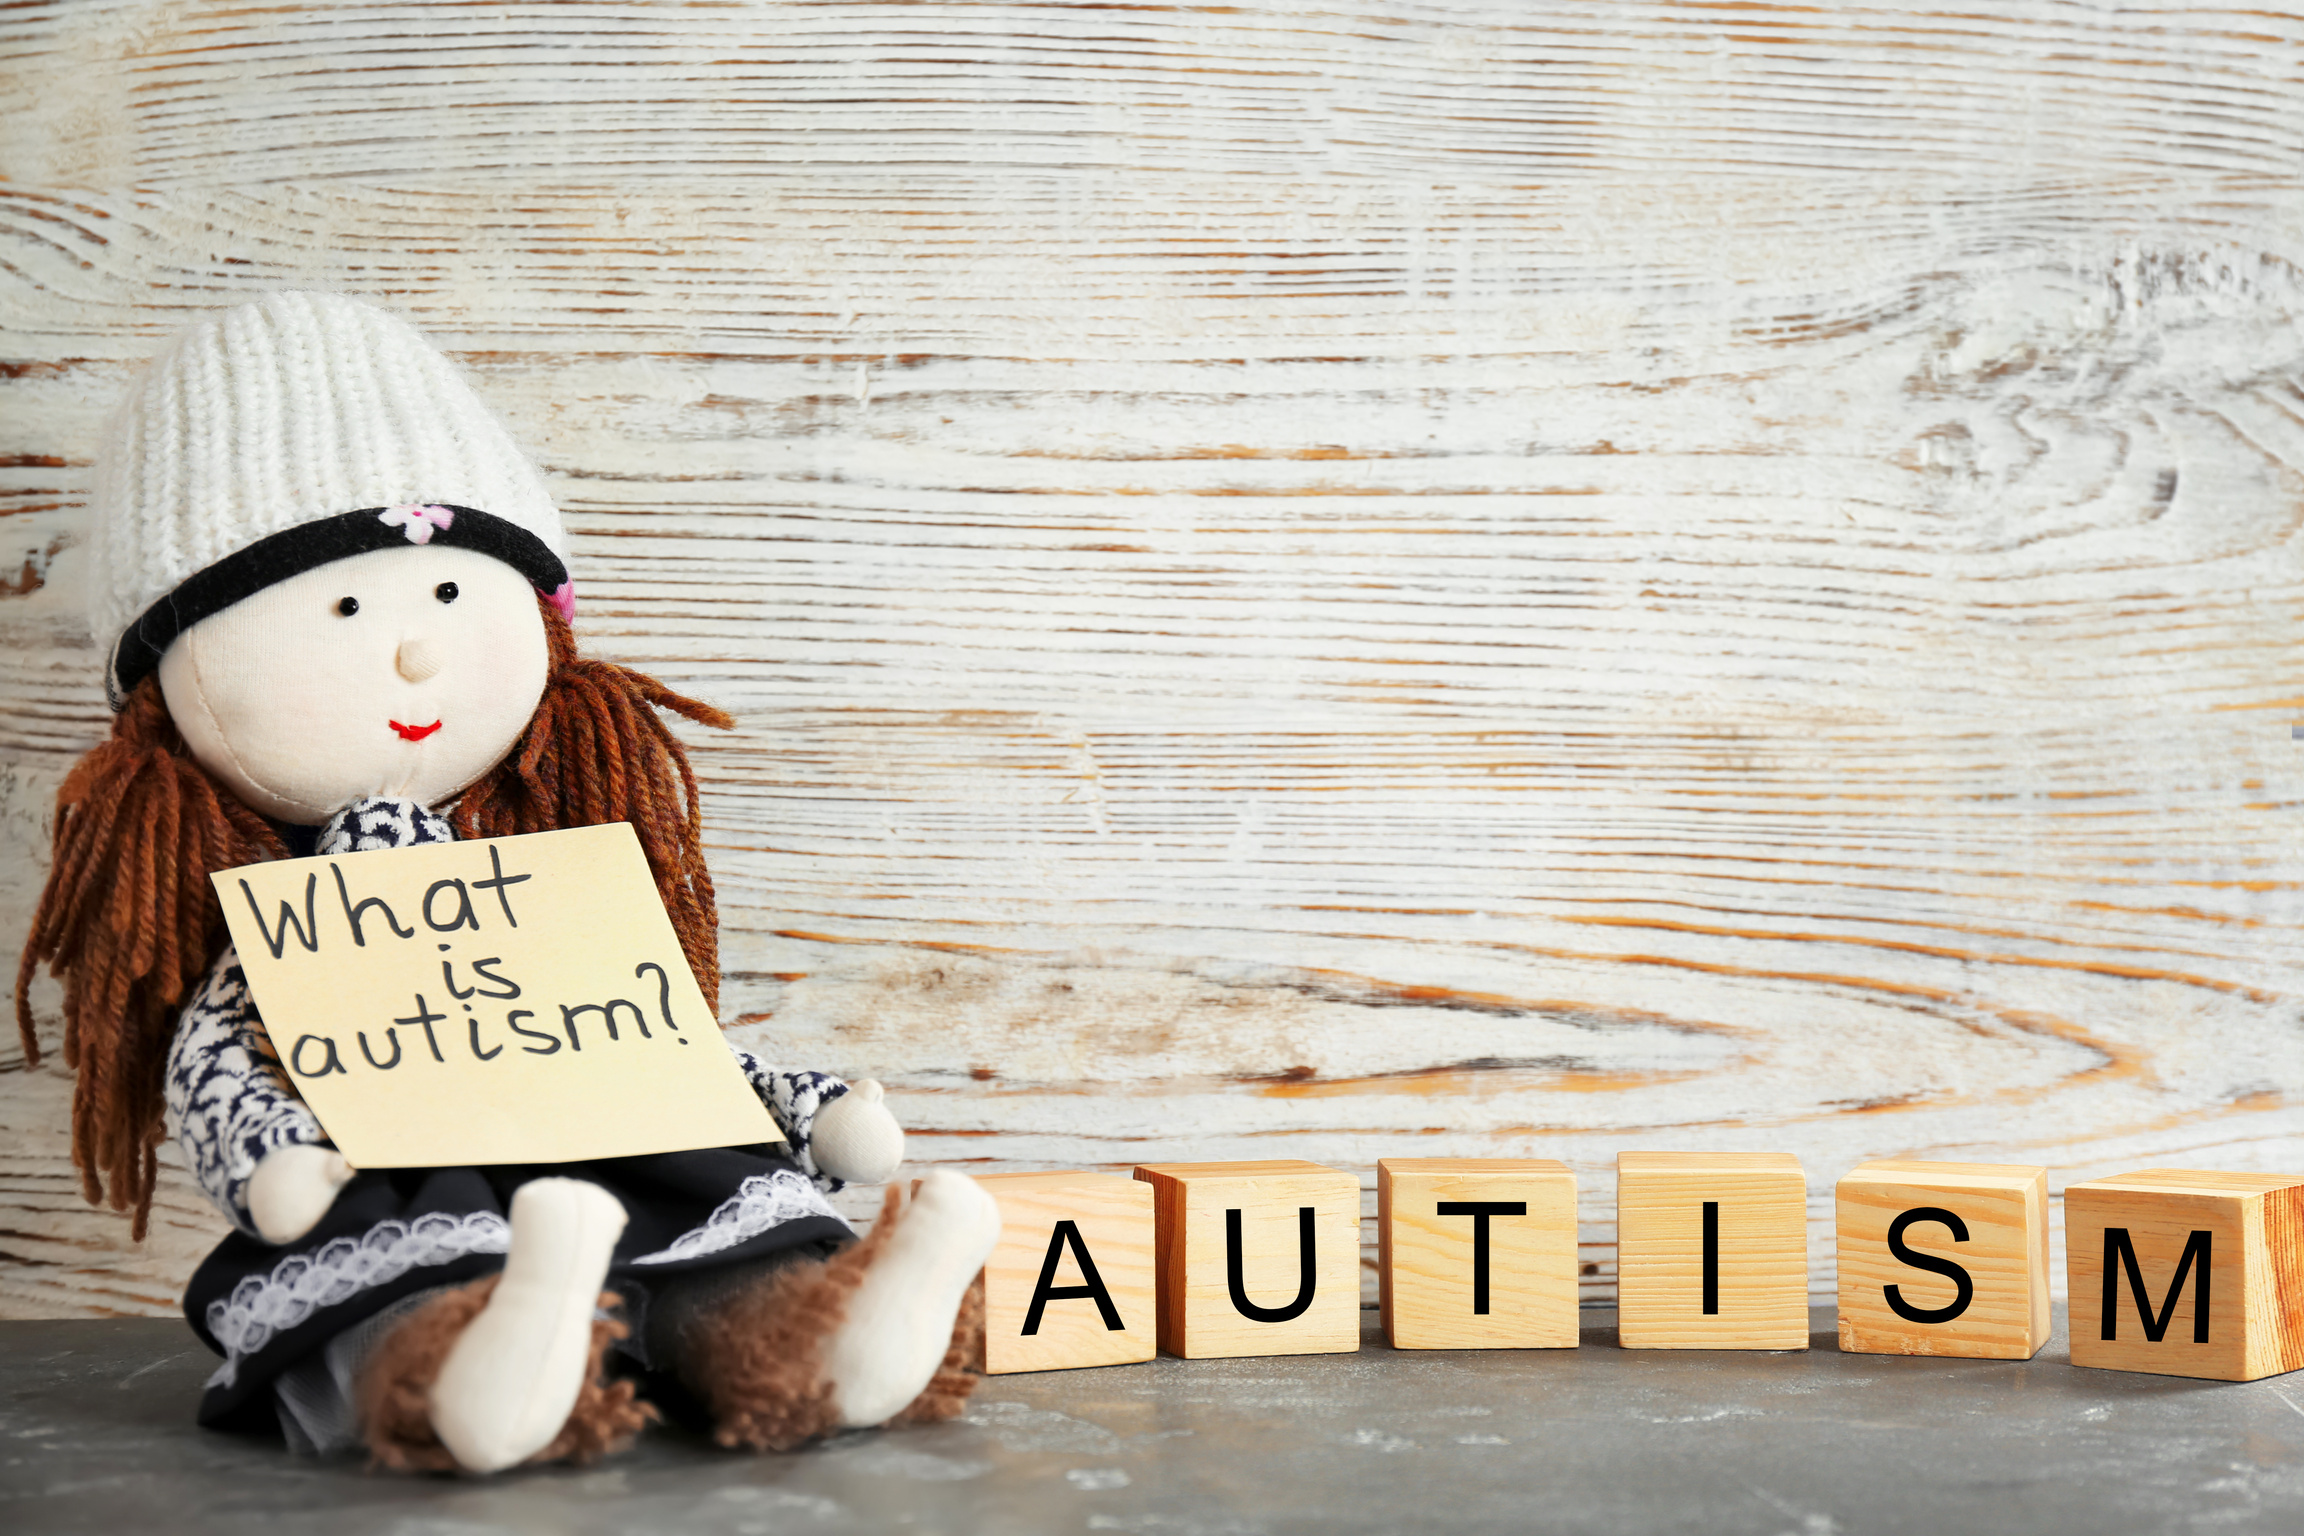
left=390, top=719, right=443, bottom=742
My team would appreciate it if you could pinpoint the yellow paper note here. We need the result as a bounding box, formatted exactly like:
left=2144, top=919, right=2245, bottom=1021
left=213, top=822, right=779, bottom=1168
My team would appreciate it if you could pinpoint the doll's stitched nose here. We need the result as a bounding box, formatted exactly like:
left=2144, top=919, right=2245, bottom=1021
left=397, top=636, right=445, bottom=684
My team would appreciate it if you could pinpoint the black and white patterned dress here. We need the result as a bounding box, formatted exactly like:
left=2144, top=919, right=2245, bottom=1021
left=169, top=798, right=858, bottom=1435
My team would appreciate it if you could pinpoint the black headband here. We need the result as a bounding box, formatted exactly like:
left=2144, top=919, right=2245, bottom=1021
left=107, top=504, right=569, bottom=708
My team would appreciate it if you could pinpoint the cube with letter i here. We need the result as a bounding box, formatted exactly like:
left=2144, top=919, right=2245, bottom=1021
left=1616, top=1151, right=1809, bottom=1350
left=971, top=1171, right=1157, bottom=1375
left=1133, top=1160, right=1362, bottom=1359
left=2064, top=1169, right=2304, bottom=1382
left=1378, top=1158, right=1579, bottom=1349
left=1835, top=1160, right=2050, bottom=1360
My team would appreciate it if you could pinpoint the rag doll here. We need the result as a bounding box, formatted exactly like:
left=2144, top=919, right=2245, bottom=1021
left=14, top=291, right=1001, bottom=1473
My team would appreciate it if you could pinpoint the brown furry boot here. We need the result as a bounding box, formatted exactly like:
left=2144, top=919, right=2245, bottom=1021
left=681, top=1188, right=902, bottom=1451
left=684, top=1181, right=993, bottom=1451
left=356, top=1276, right=656, bottom=1473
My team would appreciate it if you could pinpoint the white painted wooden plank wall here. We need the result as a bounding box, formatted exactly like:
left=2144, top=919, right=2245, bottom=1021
left=3, top=1, right=2301, bottom=1319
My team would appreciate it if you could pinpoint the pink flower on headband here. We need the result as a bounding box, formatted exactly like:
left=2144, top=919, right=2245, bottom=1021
left=547, top=581, right=576, bottom=621
left=379, top=504, right=455, bottom=544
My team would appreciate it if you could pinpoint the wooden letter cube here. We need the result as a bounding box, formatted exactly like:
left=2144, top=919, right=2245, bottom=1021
left=971, top=1171, right=1157, bottom=1375
left=1379, top=1158, right=1579, bottom=1350
left=1617, top=1151, right=1809, bottom=1350
left=1133, top=1160, right=1362, bottom=1359
left=1835, top=1159, right=2049, bottom=1360
left=2064, top=1169, right=2304, bottom=1382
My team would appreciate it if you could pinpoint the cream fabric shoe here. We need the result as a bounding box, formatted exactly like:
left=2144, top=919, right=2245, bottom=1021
left=821, top=1170, right=1001, bottom=1426
left=428, top=1178, right=626, bottom=1473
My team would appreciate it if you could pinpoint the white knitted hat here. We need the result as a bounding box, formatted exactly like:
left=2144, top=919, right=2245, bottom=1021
left=89, top=292, right=572, bottom=704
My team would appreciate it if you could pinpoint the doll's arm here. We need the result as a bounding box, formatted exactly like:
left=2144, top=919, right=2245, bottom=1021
left=808, top=1078, right=905, bottom=1186
left=164, top=947, right=333, bottom=1238
left=727, top=1050, right=847, bottom=1189
left=246, top=1144, right=355, bottom=1245
left=725, top=1049, right=903, bottom=1190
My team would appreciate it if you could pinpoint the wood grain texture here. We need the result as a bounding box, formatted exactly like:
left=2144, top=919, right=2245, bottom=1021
left=972, top=1170, right=1157, bottom=1374
left=1834, top=1158, right=2050, bottom=1360
left=4, top=2, right=2304, bottom=1319
left=2065, top=1168, right=2304, bottom=1382
left=1378, top=1156, right=1579, bottom=1349
left=1134, top=1159, right=1361, bottom=1357
left=1616, top=1150, right=1810, bottom=1348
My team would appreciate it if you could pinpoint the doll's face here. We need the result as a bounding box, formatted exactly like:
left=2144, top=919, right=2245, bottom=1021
left=158, top=544, right=550, bottom=825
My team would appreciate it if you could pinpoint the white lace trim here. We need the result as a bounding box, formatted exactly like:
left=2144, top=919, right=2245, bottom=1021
left=629, top=1168, right=844, bottom=1266
left=203, top=1211, right=512, bottom=1390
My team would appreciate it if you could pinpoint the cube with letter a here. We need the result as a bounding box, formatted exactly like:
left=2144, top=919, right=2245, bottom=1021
left=2064, top=1169, right=2304, bottom=1382
left=1379, top=1158, right=1579, bottom=1349
left=1132, top=1160, right=1362, bottom=1359
left=1835, top=1159, right=2050, bottom=1360
left=971, top=1171, right=1156, bottom=1375
left=1617, top=1151, right=1809, bottom=1350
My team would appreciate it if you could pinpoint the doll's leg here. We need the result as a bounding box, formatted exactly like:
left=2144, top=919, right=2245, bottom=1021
left=819, top=1169, right=999, bottom=1424
left=670, top=1169, right=1001, bottom=1451
left=358, top=1178, right=653, bottom=1472
left=358, top=1275, right=652, bottom=1471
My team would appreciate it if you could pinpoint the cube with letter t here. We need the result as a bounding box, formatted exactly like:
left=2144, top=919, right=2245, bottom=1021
left=1133, top=1160, right=1362, bottom=1359
left=971, top=1171, right=1156, bottom=1375
left=1617, top=1151, right=1809, bottom=1350
left=1835, top=1159, right=2050, bottom=1359
left=2065, top=1169, right=2304, bottom=1382
left=1378, top=1157, right=1579, bottom=1349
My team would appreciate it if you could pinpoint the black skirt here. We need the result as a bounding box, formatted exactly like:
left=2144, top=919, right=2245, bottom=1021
left=183, top=1143, right=853, bottom=1431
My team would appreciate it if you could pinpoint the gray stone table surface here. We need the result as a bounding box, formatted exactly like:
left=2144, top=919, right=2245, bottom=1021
left=4, top=1309, right=2303, bottom=1535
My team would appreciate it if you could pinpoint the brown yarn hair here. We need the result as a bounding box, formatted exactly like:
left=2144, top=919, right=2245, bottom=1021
left=12, top=685, right=285, bottom=1238
left=451, top=596, right=733, bottom=1009
left=15, top=592, right=733, bottom=1237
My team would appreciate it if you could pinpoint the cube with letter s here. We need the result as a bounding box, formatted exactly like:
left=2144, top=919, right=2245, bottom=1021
left=1835, top=1159, right=2049, bottom=1360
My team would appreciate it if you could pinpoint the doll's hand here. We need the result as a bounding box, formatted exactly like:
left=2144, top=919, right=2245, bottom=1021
left=810, top=1080, right=905, bottom=1185
left=247, top=1144, right=355, bottom=1245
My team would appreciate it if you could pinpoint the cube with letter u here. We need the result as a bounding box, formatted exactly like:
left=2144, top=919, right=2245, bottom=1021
left=1133, top=1160, right=1362, bottom=1359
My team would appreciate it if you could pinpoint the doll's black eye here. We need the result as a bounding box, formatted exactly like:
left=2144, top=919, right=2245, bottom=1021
left=336, top=596, right=359, bottom=617
left=435, top=582, right=459, bottom=604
